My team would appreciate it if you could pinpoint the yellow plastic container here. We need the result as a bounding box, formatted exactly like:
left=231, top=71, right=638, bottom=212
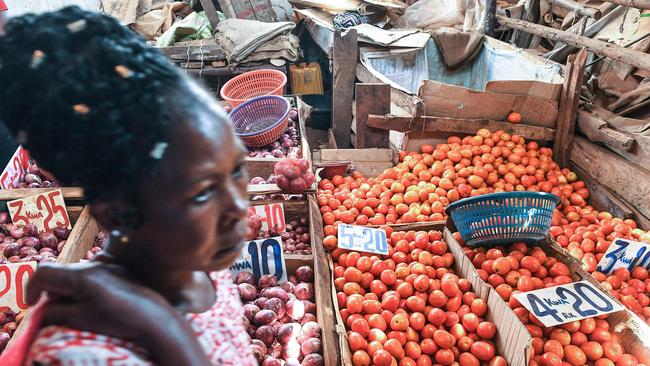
left=289, top=62, right=324, bottom=95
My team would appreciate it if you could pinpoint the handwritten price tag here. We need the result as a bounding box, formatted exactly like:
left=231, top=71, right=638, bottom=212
left=514, top=280, right=623, bottom=327
left=0, top=262, right=36, bottom=312
left=596, top=238, right=650, bottom=275
left=230, top=237, right=287, bottom=283
left=338, top=224, right=389, bottom=255
left=7, top=189, right=71, bottom=233
left=0, top=146, right=29, bottom=190
left=248, top=203, right=286, bottom=233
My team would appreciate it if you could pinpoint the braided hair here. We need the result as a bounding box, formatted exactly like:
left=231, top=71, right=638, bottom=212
left=0, top=6, right=202, bottom=202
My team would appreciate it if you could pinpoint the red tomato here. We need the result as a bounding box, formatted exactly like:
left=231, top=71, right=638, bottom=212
left=563, top=345, right=586, bottom=366
left=470, top=341, right=495, bottom=361
left=581, top=341, right=603, bottom=361
left=353, top=350, right=371, bottom=366
left=373, top=349, right=394, bottom=366
left=540, top=352, right=562, bottom=366
left=459, top=352, right=480, bottom=366
left=461, top=313, right=479, bottom=332
left=476, top=321, right=497, bottom=339
left=433, top=330, right=456, bottom=349
left=435, top=349, right=455, bottom=366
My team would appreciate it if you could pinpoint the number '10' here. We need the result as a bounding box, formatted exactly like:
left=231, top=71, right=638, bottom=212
left=247, top=239, right=283, bottom=282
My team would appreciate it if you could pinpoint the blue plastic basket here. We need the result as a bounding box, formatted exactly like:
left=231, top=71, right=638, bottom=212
left=445, top=192, right=560, bottom=247
left=228, top=95, right=290, bottom=147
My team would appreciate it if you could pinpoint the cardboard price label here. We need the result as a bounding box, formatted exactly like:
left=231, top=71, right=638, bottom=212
left=0, top=146, right=30, bottom=190
left=248, top=203, right=286, bottom=233
left=596, top=238, right=650, bottom=275
left=0, top=262, right=36, bottom=312
left=230, top=237, right=287, bottom=283
left=514, top=280, right=623, bottom=327
left=7, top=189, right=71, bottom=233
left=338, top=224, right=389, bottom=255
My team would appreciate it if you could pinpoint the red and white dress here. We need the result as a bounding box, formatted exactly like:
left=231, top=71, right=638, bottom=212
left=25, top=270, right=256, bottom=366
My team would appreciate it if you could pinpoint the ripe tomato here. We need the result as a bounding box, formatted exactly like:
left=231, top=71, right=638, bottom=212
left=476, top=321, right=496, bottom=339
left=384, top=338, right=405, bottom=359
left=489, top=356, right=508, bottom=366
left=462, top=313, right=479, bottom=332
left=349, top=331, right=369, bottom=351
left=347, top=294, right=364, bottom=314
left=459, top=352, right=480, bottom=366
left=581, top=341, right=603, bottom=361
left=353, top=350, right=371, bottom=366
left=564, top=345, right=587, bottom=366
left=352, top=318, right=370, bottom=338
left=390, top=313, right=410, bottom=331
left=433, top=330, right=456, bottom=349
left=373, top=349, right=394, bottom=366
left=470, top=299, right=487, bottom=316
left=470, top=341, right=495, bottom=361
left=540, top=352, right=562, bottom=366
left=435, top=349, right=455, bottom=366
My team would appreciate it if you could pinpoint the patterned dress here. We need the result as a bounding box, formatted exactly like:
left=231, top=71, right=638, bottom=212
left=25, top=270, right=256, bottom=366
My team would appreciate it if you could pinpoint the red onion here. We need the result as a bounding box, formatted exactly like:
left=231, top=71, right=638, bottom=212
left=238, top=283, right=257, bottom=303
left=294, top=283, right=313, bottom=301
left=255, top=325, right=276, bottom=347
left=53, top=227, right=70, bottom=240
left=295, top=267, right=314, bottom=283
left=301, top=354, right=324, bottom=366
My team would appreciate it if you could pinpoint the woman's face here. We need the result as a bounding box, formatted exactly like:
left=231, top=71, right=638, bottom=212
left=126, top=99, right=249, bottom=272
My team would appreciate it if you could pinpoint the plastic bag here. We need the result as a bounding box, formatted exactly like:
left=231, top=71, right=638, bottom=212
left=401, top=0, right=486, bottom=32
left=401, top=0, right=466, bottom=30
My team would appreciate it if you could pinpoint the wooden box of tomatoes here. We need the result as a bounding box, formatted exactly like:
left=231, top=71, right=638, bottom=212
left=321, top=215, right=527, bottom=366
left=447, top=230, right=650, bottom=366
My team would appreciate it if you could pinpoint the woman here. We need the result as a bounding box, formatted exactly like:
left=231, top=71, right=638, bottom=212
left=0, top=6, right=256, bottom=365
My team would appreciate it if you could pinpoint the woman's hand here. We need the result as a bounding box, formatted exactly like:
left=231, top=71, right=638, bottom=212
left=26, top=262, right=212, bottom=366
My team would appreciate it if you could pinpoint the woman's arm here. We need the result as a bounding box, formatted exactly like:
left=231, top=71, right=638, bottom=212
left=27, top=262, right=212, bottom=366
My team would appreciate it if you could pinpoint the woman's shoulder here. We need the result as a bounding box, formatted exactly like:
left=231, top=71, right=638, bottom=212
left=27, top=325, right=153, bottom=365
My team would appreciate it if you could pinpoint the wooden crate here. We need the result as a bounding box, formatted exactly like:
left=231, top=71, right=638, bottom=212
left=6, top=203, right=96, bottom=346
left=0, top=187, right=84, bottom=205
left=446, top=230, right=650, bottom=365
left=247, top=97, right=315, bottom=196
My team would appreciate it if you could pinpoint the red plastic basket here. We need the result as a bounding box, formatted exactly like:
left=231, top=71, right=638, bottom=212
left=220, top=69, right=287, bottom=107
left=229, top=96, right=290, bottom=148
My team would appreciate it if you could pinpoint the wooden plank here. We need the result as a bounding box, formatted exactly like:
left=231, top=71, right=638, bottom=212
left=308, top=195, right=340, bottom=366
left=546, top=0, right=601, bottom=18
left=355, top=62, right=420, bottom=116
left=497, top=15, right=650, bottom=71
left=513, top=0, right=541, bottom=48
left=485, top=80, right=562, bottom=101
left=367, top=114, right=557, bottom=141
left=604, top=0, right=650, bottom=9
left=571, top=164, right=634, bottom=219
left=576, top=110, right=635, bottom=152
left=570, top=136, right=650, bottom=219
left=0, top=187, right=84, bottom=201
left=553, top=48, right=587, bottom=167
left=321, top=148, right=394, bottom=162
left=56, top=206, right=98, bottom=265
left=355, top=84, right=391, bottom=149
left=332, top=29, right=358, bottom=149
left=199, top=0, right=221, bottom=30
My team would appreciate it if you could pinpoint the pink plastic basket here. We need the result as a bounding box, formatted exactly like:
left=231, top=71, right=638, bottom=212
left=220, top=69, right=287, bottom=107
left=229, top=96, right=290, bottom=148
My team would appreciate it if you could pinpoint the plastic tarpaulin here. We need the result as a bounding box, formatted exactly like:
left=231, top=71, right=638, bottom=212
left=363, top=38, right=563, bottom=94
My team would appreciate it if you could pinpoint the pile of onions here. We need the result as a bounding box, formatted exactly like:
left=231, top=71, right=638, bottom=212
left=248, top=109, right=300, bottom=159
left=0, top=309, right=24, bottom=354
left=13, top=163, right=58, bottom=189
left=236, top=267, right=323, bottom=366
left=0, top=212, right=69, bottom=264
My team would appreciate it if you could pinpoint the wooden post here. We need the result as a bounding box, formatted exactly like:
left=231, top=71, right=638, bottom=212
left=497, top=15, right=650, bottom=71
left=513, top=0, right=540, bottom=48
left=332, top=29, right=358, bottom=149
left=554, top=48, right=587, bottom=167
left=199, top=0, right=221, bottom=30
left=355, top=84, right=390, bottom=149
left=484, top=0, right=497, bottom=37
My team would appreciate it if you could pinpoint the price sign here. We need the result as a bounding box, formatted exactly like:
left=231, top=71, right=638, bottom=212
left=513, top=280, right=624, bottom=327
left=0, top=262, right=36, bottom=312
left=0, top=146, right=29, bottom=189
left=7, top=189, right=71, bottom=233
left=230, top=237, right=287, bottom=283
left=338, top=224, right=389, bottom=255
left=248, top=203, right=286, bottom=233
left=596, top=238, right=650, bottom=275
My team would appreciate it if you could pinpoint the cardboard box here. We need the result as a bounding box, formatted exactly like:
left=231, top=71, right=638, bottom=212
left=419, top=80, right=559, bottom=129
